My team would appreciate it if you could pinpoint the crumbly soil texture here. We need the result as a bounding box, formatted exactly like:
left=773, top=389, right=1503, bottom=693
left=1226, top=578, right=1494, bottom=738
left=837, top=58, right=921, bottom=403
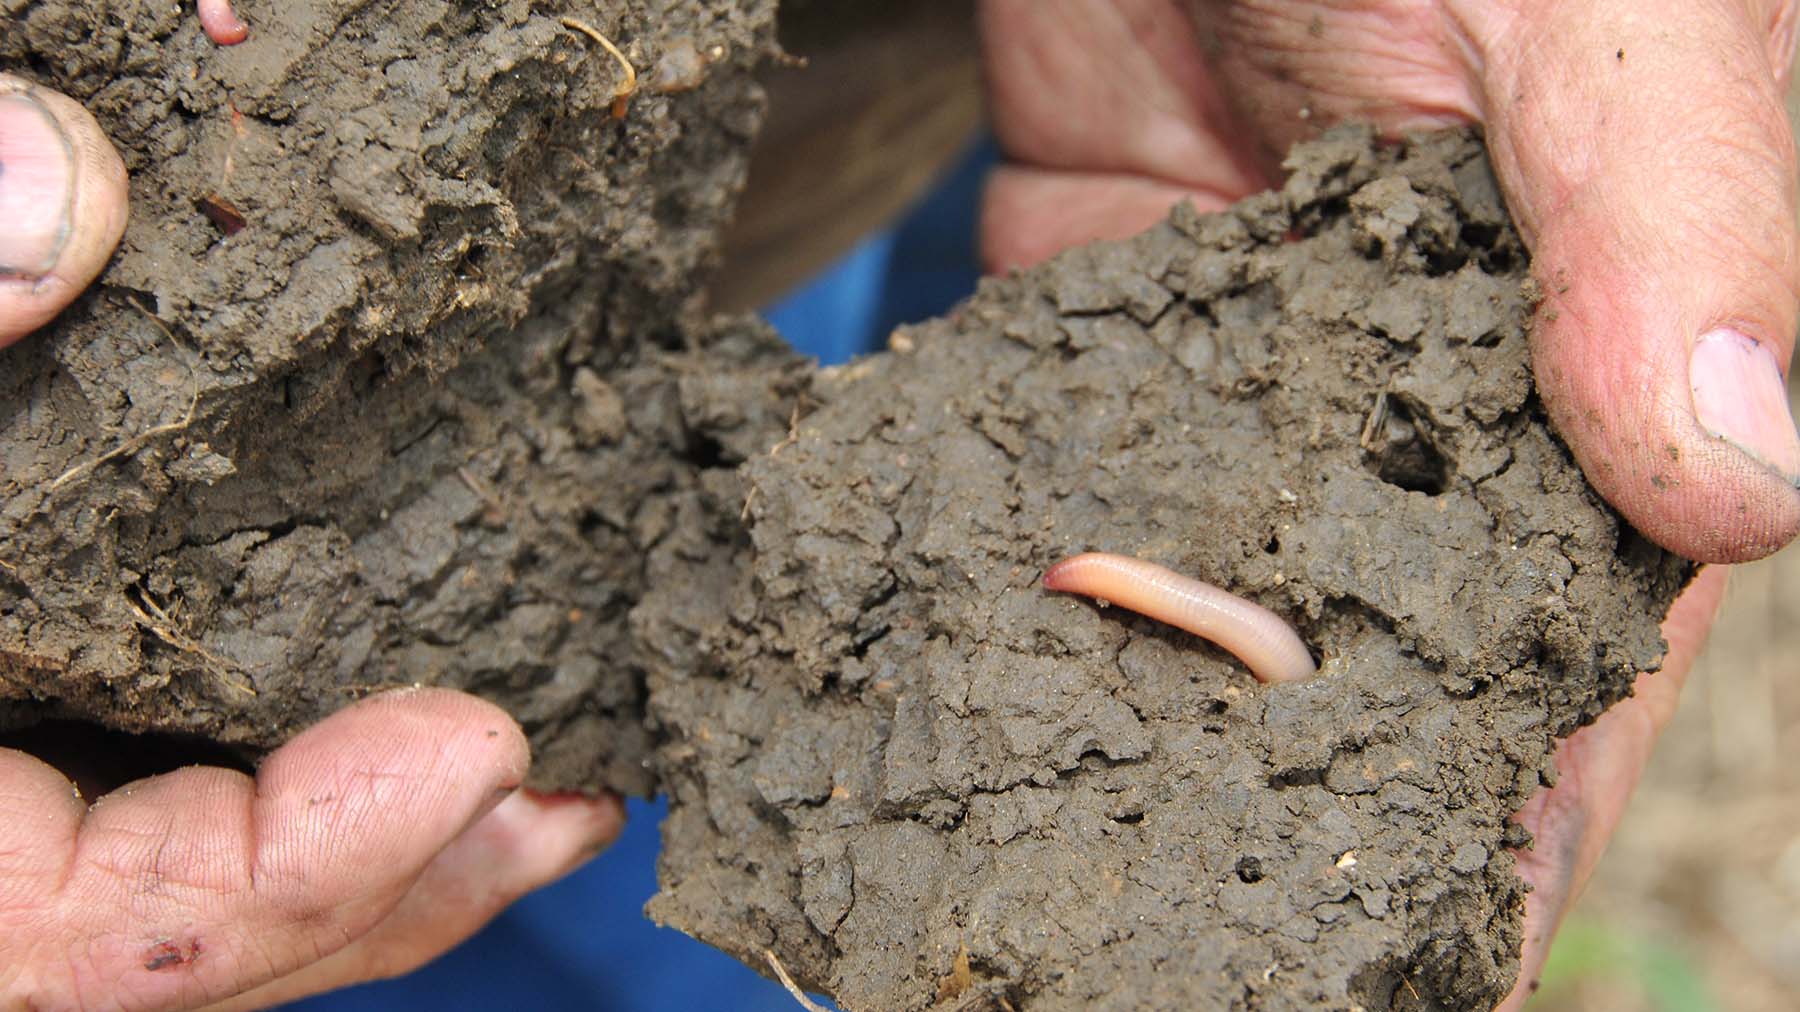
left=0, top=10, right=1687, bottom=1008
left=0, top=0, right=788, bottom=794
left=640, top=128, right=1689, bottom=1011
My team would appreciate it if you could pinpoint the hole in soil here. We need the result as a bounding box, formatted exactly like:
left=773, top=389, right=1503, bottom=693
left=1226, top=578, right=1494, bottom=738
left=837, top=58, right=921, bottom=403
left=577, top=506, right=621, bottom=538
left=1364, top=397, right=1450, bottom=495
left=1459, top=222, right=1500, bottom=252
left=455, top=243, right=491, bottom=279
left=1268, top=767, right=1326, bottom=790
left=684, top=430, right=730, bottom=470
left=1422, top=246, right=1469, bottom=276
left=1614, top=521, right=1665, bottom=567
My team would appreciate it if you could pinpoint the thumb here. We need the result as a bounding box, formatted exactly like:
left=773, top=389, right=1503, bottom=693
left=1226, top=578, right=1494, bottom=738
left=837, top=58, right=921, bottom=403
left=0, top=73, right=129, bottom=348
left=1480, top=0, right=1800, bottom=563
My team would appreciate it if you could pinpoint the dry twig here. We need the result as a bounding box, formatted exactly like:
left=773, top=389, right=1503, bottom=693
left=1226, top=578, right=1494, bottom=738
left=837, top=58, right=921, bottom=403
left=741, top=403, right=805, bottom=520
left=127, top=586, right=255, bottom=697
left=762, top=949, right=829, bottom=1012
left=1359, top=388, right=1388, bottom=450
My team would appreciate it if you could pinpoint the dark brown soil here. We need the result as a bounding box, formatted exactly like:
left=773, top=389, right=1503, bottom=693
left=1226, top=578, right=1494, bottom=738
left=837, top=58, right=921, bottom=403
left=0, top=0, right=785, bottom=794
left=641, top=128, right=1688, bottom=1010
left=2, top=8, right=1687, bottom=1008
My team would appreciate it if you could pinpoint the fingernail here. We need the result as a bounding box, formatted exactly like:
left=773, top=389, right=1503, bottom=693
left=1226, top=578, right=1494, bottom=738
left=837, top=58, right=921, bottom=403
left=1690, top=328, right=1800, bottom=484
left=0, top=91, right=75, bottom=279
left=524, top=788, right=625, bottom=855
left=461, top=781, right=520, bottom=834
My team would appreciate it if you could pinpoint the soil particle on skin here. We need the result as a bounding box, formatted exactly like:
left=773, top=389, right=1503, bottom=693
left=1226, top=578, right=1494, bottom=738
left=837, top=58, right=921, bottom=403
left=642, top=127, right=1690, bottom=1010
left=0, top=0, right=786, bottom=794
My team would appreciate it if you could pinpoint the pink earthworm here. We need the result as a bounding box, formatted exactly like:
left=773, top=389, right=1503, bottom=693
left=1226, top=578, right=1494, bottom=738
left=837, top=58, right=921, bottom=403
left=198, top=0, right=249, bottom=46
left=1043, top=552, right=1317, bottom=684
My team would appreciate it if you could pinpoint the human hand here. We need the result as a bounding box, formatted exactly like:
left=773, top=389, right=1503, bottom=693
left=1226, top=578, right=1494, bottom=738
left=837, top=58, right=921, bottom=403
left=980, top=0, right=1800, bottom=566
left=978, top=0, right=1780, bottom=1003
left=1, top=76, right=624, bottom=1009
left=0, top=688, right=624, bottom=1010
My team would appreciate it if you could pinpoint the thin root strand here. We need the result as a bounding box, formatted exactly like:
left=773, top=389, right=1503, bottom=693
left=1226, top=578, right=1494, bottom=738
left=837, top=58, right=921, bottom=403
left=762, top=949, right=829, bottom=1012
left=127, top=587, right=256, bottom=697
left=558, top=17, right=637, bottom=117
left=50, top=300, right=202, bottom=494
left=48, top=393, right=199, bottom=493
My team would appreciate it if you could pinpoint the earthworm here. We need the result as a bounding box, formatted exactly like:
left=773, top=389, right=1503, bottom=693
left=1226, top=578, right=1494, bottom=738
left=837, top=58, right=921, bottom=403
left=198, top=0, right=249, bottom=46
left=1043, top=552, right=1316, bottom=684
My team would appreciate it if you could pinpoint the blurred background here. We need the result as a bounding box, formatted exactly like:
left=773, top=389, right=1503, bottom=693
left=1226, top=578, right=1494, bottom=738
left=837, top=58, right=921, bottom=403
left=287, top=3, right=1800, bottom=1009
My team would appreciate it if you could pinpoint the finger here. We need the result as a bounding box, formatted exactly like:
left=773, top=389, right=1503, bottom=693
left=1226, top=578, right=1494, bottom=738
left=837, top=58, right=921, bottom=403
left=982, top=166, right=1239, bottom=271
left=977, top=0, right=1274, bottom=269
left=6, top=688, right=527, bottom=1010
left=981, top=0, right=1268, bottom=190
left=201, top=790, right=624, bottom=1010
left=1191, top=0, right=1486, bottom=165
left=0, top=73, right=129, bottom=348
left=1497, top=564, right=1729, bottom=1011
left=1478, top=0, right=1800, bottom=562
left=0, top=748, right=91, bottom=905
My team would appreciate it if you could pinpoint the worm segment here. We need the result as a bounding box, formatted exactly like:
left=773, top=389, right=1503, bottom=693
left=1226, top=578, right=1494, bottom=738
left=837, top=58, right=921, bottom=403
left=1044, top=552, right=1316, bottom=683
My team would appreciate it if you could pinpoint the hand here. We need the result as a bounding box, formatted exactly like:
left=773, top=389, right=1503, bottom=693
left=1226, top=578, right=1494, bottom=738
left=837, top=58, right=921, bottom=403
left=978, top=0, right=1787, bottom=1003
left=1, top=77, right=624, bottom=1009
left=0, top=689, right=623, bottom=1010
left=980, top=0, right=1800, bottom=566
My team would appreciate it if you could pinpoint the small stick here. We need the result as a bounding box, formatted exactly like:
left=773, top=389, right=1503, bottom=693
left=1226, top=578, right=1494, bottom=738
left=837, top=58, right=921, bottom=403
left=769, top=403, right=802, bottom=457
left=558, top=16, right=637, bottom=117
left=742, top=403, right=804, bottom=520
left=1359, top=389, right=1388, bottom=449
left=762, top=949, right=829, bottom=1012
left=126, top=588, right=255, bottom=697
left=456, top=465, right=503, bottom=510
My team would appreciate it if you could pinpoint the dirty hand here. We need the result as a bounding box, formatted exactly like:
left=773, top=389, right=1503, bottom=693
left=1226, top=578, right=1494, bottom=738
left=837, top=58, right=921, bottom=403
left=979, top=0, right=1787, bottom=1005
left=0, top=78, right=624, bottom=1009
left=0, top=689, right=623, bottom=1010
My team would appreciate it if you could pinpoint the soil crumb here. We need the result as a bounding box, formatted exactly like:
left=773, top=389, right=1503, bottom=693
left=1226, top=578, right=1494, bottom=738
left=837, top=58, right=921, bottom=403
left=643, top=127, right=1689, bottom=1011
left=0, top=0, right=785, bottom=794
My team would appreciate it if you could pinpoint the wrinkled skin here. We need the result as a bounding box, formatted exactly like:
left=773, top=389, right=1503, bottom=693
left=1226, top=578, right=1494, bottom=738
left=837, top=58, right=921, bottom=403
left=979, top=0, right=1796, bottom=1004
